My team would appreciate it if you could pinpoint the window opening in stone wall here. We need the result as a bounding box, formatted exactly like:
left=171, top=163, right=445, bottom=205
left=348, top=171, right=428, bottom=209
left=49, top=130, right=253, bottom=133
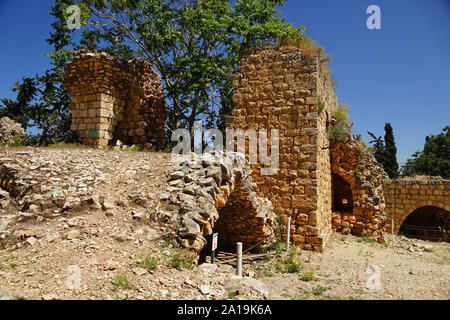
left=332, top=173, right=353, bottom=213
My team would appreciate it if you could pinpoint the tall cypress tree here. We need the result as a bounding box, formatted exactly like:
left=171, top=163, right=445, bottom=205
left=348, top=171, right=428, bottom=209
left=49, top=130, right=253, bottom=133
left=383, top=123, right=399, bottom=178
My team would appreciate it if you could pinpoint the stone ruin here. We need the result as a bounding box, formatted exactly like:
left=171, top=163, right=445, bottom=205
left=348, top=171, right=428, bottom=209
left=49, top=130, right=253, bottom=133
left=155, top=45, right=390, bottom=257
left=62, top=46, right=448, bottom=257
left=0, top=117, right=26, bottom=145
left=155, top=152, right=277, bottom=256
left=227, top=46, right=388, bottom=252
left=63, top=50, right=166, bottom=148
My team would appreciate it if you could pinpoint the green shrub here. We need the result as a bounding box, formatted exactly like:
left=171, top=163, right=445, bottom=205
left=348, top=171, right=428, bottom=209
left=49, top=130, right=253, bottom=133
left=318, top=98, right=325, bottom=114
left=312, top=285, right=331, bottom=296
left=353, top=168, right=361, bottom=180
left=327, top=104, right=353, bottom=141
left=169, top=250, right=195, bottom=269
left=356, top=235, right=376, bottom=244
left=111, top=274, right=133, bottom=290
left=138, top=255, right=160, bottom=270
left=300, top=270, right=315, bottom=282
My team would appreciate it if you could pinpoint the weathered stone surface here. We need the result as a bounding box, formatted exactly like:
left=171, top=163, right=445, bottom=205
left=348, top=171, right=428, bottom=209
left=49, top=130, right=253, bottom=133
left=330, top=138, right=388, bottom=242
left=228, top=46, right=338, bottom=252
left=63, top=50, right=166, bottom=148
left=0, top=117, right=25, bottom=145
left=156, top=151, right=277, bottom=258
left=383, top=178, right=450, bottom=236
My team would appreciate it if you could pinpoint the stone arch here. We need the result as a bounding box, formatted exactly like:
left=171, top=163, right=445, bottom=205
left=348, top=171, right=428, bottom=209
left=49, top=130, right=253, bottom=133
left=395, top=201, right=450, bottom=235
left=398, top=205, right=449, bottom=241
left=155, top=152, right=277, bottom=260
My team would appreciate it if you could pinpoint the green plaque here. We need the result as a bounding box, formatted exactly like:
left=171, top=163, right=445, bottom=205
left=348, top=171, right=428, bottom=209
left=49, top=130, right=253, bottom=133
left=89, top=128, right=98, bottom=139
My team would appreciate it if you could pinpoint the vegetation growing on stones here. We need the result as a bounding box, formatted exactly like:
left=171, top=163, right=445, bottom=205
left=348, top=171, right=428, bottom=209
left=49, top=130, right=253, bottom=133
left=327, top=104, right=353, bottom=141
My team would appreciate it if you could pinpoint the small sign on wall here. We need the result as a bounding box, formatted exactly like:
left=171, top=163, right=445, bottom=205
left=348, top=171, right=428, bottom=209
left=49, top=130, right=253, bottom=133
left=89, top=128, right=98, bottom=139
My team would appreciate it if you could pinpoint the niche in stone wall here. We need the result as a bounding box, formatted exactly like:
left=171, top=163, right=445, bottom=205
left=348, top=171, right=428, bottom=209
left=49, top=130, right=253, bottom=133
left=332, top=173, right=353, bottom=213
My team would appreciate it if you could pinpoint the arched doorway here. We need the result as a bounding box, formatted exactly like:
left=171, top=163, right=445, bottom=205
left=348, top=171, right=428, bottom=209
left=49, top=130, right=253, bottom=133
left=198, top=188, right=272, bottom=263
left=399, top=206, right=449, bottom=242
left=332, top=173, right=354, bottom=213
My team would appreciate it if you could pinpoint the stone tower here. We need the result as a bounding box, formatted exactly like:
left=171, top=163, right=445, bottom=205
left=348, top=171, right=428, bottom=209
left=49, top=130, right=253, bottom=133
left=228, top=46, right=338, bottom=252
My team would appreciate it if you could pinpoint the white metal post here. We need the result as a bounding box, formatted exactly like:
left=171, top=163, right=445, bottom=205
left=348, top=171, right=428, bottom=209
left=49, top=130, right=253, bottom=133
left=286, top=216, right=291, bottom=250
left=236, top=242, right=243, bottom=277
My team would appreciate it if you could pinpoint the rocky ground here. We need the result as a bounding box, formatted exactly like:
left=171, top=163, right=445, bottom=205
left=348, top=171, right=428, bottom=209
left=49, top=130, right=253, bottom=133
left=0, top=145, right=448, bottom=300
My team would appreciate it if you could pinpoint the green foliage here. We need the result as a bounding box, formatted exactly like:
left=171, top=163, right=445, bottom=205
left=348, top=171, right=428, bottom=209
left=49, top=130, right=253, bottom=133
left=299, top=270, right=315, bottom=282
left=137, top=255, right=160, bottom=270
left=368, top=123, right=399, bottom=178
left=164, top=228, right=174, bottom=247
left=327, top=104, right=353, bottom=141
left=353, top=168, right=361, bottom=180
left=121, top=144, right=142, bottom=152
left=356, top=234, right=376, bottom=244
left=168, top=249, right=195, bottom=269
left=227, top=291, right=237, bottom=299
left=111, top=274, right=133, bottom=290
left=311, top=285, right=331, bottom=296
left=279, top=245, right=303, bottom=273
left=317, top=97, right=325, bottom=115
left=383, top=123, right=399, bottom=178
left=401, top=126, right=449, bottom=179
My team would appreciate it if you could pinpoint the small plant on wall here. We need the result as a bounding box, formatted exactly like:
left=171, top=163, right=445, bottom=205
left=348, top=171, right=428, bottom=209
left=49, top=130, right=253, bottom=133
left=327, top=104, right=353, bottom=142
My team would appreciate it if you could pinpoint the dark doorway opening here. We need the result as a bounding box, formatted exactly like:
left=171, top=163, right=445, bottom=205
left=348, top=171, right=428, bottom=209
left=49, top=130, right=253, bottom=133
left=399, top=206, right=449, bottom=242
left=332, top=173, right=354, bottom=213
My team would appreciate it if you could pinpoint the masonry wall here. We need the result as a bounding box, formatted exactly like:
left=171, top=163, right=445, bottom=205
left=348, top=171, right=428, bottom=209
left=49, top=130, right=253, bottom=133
left=229, top=46, right=338, bottom=252
left=330, top=139, right=388, bottom=240
left=64, top=50, right=165, bottom=148
left=383, top=178, right=450, bottom=234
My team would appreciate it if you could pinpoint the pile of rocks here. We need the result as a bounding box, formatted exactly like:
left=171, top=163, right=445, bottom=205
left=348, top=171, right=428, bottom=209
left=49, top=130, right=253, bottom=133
left=63, top=50, right=166, bottom=148
left=0, top=147, right=171, bottom=248
left=155, top=151, right=277, bottom=257
left=0, top=117, right=26, bottom=145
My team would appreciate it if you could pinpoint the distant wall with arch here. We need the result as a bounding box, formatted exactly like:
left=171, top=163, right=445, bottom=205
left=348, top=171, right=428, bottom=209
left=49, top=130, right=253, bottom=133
left=383, top=179, right=450, bottom=235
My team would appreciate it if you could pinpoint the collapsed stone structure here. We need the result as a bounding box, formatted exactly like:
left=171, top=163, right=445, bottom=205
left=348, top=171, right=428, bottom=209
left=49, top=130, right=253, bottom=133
left=155, top=152, right=277, bottom=256
left=63, top=50, right=166, bottom=148
left=61, top=45, right=448, bottom=255
left=330, top=139, right=387, bottom=239
left=227, top=46, right=388, bottom=252
left=0, top=117, right=26, bottom=145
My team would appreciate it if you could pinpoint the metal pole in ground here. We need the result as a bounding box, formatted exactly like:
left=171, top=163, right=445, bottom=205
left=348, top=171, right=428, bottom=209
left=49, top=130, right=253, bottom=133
left=391, top=218, right=395, bottom=237
left=286, top=216, right=291, bottom=250
left=236, top=242, right=243, bottom=277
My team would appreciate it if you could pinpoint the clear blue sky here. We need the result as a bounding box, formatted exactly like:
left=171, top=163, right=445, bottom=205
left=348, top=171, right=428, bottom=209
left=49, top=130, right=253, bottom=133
left=0, top=0, right=449, bottom=165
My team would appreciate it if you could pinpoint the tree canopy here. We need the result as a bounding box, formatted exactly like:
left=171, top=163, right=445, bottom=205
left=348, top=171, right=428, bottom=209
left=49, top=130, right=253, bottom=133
left=401, top=126, right=450, bottom=179
left=368, top=122, right=399, bottom=179
left=1, top=0, right=308, bottom=144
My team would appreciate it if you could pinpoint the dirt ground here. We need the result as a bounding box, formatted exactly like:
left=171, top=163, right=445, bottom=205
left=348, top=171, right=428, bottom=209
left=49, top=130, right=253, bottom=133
left=257, top=233, right=449, bottom=300
left=0, top=146, right=448, bottom=300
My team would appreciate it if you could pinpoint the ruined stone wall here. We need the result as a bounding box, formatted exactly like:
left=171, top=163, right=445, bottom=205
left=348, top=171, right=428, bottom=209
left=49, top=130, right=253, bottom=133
left=229, top=46, right=338, bottom=252
left=64, top=50, right=165, bottom=147
left=155, top=152, right=277, bottom=258
left=330, top=139, right=388, bottom=240
left=383, top=178, right=450, bottom=234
